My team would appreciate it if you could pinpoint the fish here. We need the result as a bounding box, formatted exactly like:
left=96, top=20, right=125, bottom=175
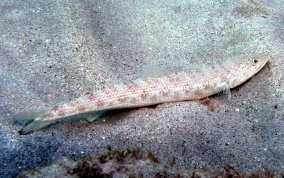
left=15, top=55, right=270, bottom=135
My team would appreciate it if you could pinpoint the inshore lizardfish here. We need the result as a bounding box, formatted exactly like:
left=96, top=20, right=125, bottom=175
left=16, top=55, right=269, bottom=134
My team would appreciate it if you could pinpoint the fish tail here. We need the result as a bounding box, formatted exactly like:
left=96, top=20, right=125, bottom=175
left=14, top=109, right=56, bottom=135
left=18, top=119, right=56, bottom=135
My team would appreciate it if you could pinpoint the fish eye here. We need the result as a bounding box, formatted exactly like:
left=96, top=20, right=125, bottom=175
left=253, top=59, right=258, bottom=63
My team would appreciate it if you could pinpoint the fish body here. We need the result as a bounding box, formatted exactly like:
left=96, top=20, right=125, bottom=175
left=16, top=55, right=269, bottom=134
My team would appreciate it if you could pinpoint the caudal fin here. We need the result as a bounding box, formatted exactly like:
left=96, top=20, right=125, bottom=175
left=15, top=109, right=106, bottom=135
left=18, top=120, right=56, bottom=135
left=14, top=110, right=56, bottom=135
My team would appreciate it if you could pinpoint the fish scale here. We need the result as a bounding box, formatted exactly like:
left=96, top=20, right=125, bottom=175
left=16, top=55, right=270, bottom=134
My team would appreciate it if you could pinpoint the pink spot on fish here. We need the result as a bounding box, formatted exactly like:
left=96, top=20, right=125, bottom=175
left=140, top=89, right=149, bottom=99
left=95, top=99, right=105, bottom=106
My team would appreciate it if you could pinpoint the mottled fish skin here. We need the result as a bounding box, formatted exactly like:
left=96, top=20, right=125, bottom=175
left=17, top=55, right=269, bottom=134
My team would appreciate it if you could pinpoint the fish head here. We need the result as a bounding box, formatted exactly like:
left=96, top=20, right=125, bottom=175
left=228, top=55, right=270, bottom=88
